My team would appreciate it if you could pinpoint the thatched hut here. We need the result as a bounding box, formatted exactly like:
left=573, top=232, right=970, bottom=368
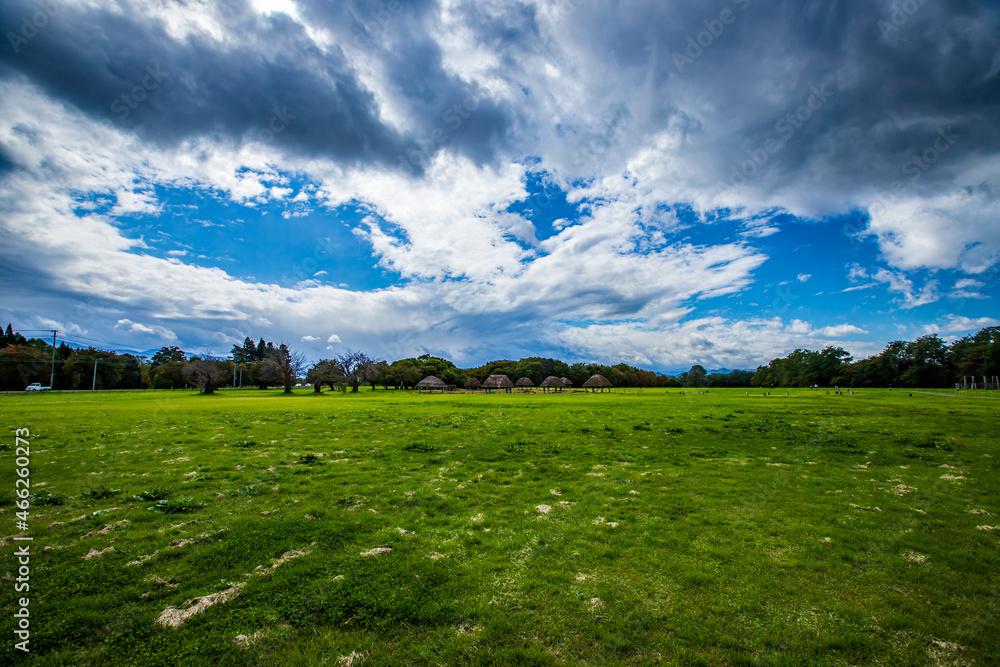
left=464, top=377, right=481, bottom=391
left=515, top=377, right=534, bottom=391
left=416, top=375, right=448, bottom=394
left=541, top=376, right=564, bottom=393
left=561, top=377, right=573, bottom=388
left=482, top=374, right=514, bottom=394
left=582, top=373, right=613, bottom=393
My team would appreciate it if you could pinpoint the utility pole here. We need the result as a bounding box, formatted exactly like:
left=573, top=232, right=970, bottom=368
left=92, top=357, right=103, bottom=391
left=49, top=330, right=57, bottom=389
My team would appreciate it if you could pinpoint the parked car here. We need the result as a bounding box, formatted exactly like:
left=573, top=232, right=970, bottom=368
left=25, top=383, right=50, bottom=392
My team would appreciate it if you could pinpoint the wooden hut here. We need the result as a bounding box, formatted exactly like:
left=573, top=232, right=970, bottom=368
left=464, top=377, right=481, bottom=391
left=582, top=373, right=613, bottom=393
left=482, top=374, right=514, bottom=394
left=515, top=377, right=534, bottom=391
left=416, top=375, right=448, bottom=394
left=540, top=376, right=564, bottom=393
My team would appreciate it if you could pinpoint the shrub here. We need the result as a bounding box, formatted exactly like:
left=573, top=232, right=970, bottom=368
left=134, top=486, right=172, bottom=502
left=82, top=485, right=121, bottom=499
left=148, top=497, right=204, bottom=514
left=29, top=488, right=64, bottom=505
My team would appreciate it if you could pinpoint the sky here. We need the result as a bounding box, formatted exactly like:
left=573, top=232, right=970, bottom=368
left=1, top=0, right=998, bottom=373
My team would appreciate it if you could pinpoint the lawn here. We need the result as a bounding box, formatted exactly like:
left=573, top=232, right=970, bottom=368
left=1, top=388, right=997, bottom=665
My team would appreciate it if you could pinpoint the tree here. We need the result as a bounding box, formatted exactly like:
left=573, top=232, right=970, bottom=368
left=151, top=346, right=187, bottom=366
left=306, top=359, right=345, bottom=393
left=0, top=345, right=47, bottom=391
left=63, top=348, right=124, bottom=390
left=684, top=365, right=707, bottom=387
left=182, top=360, right=225, bottom=394
left=258, top=344, right=307, bottom=393
left=0, top=325, right=28, bottom=349
left=337, top=351, right=381, bottom=392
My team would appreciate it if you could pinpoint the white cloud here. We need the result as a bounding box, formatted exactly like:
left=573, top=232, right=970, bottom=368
left=873, top=269, right=939, bottom=309
left=115, top=318, right=155, bottom=334
left=950, top=277, right=990, bottom=300
left=2, top=2, right=998, bottom=372
left=838, top=283, right=878, bottom=293
left=847, top=264, right=868, bottom=281
left=787, top=319, right=812, bottom=334
left=922, top=315, right=1000, bottom=336
left=797, top=273, right=811, bottom=283
left=814, top=324, right=868, bottom=337
left=866, top=184, right=1000, bottom=273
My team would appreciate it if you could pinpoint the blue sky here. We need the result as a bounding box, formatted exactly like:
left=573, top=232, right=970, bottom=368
left=1, top=0, right=998, bottom=372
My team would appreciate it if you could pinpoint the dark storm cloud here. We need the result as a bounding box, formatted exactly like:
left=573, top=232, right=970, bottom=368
left=0, top=0, right=513, bottom=172
left=426, top=0, right=999, bottom=205
left=294, top=0, right=518, bottom=168
left=642, top=0, right=1000, bottom=197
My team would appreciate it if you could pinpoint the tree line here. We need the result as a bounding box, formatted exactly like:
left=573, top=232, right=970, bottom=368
left=1, top=324, right=997, bottom=392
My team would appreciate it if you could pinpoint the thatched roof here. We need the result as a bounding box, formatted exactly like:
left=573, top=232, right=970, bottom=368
left=561, top=377, right=573, bottom=386
left=582, top=373, right=613, bottom=388
left=464, top=377, right=481, bottom=389
left=515, top=376, right=534, bottom=387
left=540, top=376, right=564, bottom=388
left=481, top=374, right=514, bottom=389
left=416, top=375, right=448, bottom=389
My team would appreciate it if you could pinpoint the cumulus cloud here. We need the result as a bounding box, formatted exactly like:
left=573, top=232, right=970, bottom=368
left=814, top=324, right=868, bottom=337
left=873, top=269, right=940, bottom=309
left=922, top=315, right=1000, bottom=336
left=1, top=0, right=998, bottom=369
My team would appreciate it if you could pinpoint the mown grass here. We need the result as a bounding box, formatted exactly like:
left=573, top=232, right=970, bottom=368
left=0, top=388, right=997, bottom=665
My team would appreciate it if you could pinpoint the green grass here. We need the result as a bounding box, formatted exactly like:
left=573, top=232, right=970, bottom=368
left=1, top=388, right=998, bottom=665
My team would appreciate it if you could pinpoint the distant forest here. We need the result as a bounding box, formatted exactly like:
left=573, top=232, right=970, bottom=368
left=1, top=324, right=997, bottom=391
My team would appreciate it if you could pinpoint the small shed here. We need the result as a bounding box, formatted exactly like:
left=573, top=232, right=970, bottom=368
left=464, top=377, right=481, bottom=391
left=582, top=374, right=613, bottom=393
left=541, top=376, right=564, bottom=393
left=482, top=374, right=514, bottom=394
left=416, top=375, right=448, bottom=394
left=515, top=377, right=534, bottom=391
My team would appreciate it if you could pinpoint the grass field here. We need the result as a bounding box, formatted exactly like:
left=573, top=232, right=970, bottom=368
left=1, top=388, right=998, bottom=666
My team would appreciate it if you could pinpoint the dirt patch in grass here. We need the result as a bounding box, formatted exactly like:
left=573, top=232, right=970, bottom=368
left=157, top=546, right=313, bottom=628
left=360, top=546, right=392, bottom=557
left=927, top=639, right=966, bottom=666
left=83, top=546, right=114, bottom=559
